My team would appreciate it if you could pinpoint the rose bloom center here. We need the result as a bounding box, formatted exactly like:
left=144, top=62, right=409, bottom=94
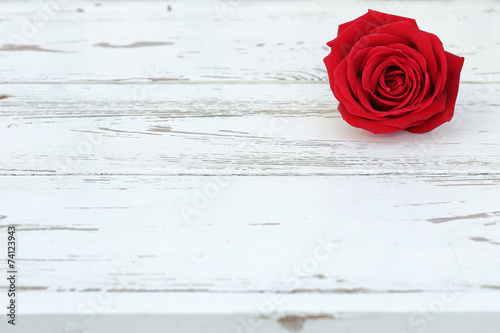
left=381, top=66, right=406, bottom=95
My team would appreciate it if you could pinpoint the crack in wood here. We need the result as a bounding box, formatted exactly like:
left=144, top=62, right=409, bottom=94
left=428, top=211, right=500, bottom=223
left=0, top=44, right=64, bottom=53
left=470, top=236, right=500, bottom=246
left=277, top=314, right=335, bottom=332
left=94, top=41, right=173, bottom=48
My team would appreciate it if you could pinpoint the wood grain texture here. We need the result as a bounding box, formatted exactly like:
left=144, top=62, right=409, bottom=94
left=1, top=175, right=500, bottom=293
left=0, top=0, right=499, bottom=332
left=0, top=0, right=498, bottom=83
left=0, top=83, right=499, bottom=175
left=6, top=292, right=500, bottom=333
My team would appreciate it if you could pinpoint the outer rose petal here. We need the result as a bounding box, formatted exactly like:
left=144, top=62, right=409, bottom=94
left=337, top=103, right=402, bottom=134
left=379, top=91, right=447, bottom=129
left=406, top=52, right=465, bottom=133
left=338, top=10, right=419, bottom=35
left=419, top=30, right=448, bottom=94
left=324, top=18, right=376, bottom=78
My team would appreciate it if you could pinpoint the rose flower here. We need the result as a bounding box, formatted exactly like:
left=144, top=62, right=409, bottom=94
left=324, top=10, right=464, bottom=134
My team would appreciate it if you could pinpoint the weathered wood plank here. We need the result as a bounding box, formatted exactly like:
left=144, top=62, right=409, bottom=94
left=0, top=0, right=497, bottom=83
left=1, top=83, right=499, bottom=175
left=1, top=292, right=500, bottom=333
left=1, top=175, right=499, bottom=293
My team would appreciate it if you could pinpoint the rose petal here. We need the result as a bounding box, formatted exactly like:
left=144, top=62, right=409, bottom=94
left=370, top=21, right=439, bottom=84
left=334, top=58, right=385, bottom=120
left=419, top=30, right=448, bottom=95
left=346, top=47, right=371, bottom=95
left=338, top=10, right=419, bottom=35
left=362, top=54, right=420, bottom=112
left=406, top=52, right=464, bottom=133
left=337, top=103, right=402, bottom=134
left=349, top=33, right=410, bottom=61
left=325, top=19, right=376, bottom=73
left=380, top=89, right=447, bottom=129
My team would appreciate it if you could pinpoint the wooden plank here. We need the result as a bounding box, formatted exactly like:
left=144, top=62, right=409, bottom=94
left=1, top=292, right=499, bottom=333
left=0, top=0, right=498, bottom=83
left=1, top=83, right=499, bottom=176
left=1, top=175, right=499, bottom=293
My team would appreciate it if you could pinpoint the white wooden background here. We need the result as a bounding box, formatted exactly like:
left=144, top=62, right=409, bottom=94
left=1, top=0, right=500, bottom=332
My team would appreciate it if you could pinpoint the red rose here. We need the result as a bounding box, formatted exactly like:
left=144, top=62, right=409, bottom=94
left=324, top=10, right=464, bottom=134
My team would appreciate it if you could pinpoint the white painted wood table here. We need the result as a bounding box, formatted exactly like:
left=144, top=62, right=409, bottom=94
left=1, top=0, right=500, bottom=332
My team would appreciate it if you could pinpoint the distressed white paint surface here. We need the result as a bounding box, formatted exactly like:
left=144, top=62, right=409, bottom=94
left=7, top=292, right=500, bottom=333
left=0, top=83, right=499, bottom=175
left=1, top=175, right=500, bottom=293
left=0, top=1, right=498, bottom=83
left=0, top=0, right=499, bottom=332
